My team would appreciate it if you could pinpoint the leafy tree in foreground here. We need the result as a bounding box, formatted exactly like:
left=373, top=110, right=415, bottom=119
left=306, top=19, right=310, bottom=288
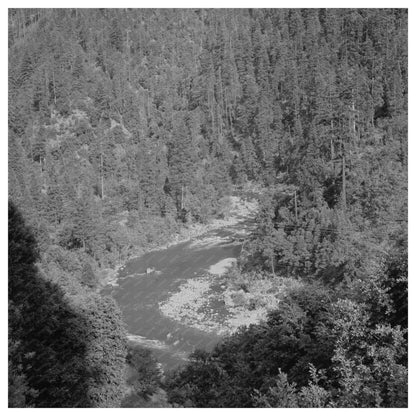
left=165, top=283, right=407, bottom=408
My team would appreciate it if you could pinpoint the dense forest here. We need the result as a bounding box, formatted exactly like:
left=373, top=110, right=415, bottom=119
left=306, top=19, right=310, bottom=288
left=8, top=8, right=407, bottom=408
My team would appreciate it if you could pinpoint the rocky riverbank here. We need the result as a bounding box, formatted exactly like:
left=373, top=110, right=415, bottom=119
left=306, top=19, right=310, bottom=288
left=159, top=269, right=302, bottom=336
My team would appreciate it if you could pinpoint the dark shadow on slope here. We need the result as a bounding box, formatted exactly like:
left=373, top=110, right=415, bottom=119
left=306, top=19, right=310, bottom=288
left=8, top=201, right=105, bottom=407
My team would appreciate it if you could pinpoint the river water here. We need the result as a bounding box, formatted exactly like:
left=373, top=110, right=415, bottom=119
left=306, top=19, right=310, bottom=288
left=102, top=206, right=255, bottom=371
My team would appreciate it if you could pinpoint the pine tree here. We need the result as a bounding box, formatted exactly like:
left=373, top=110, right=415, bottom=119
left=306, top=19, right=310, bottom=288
left=167, top=114, right=197, bottom=215
left=110, top=16, right=123, bottom=52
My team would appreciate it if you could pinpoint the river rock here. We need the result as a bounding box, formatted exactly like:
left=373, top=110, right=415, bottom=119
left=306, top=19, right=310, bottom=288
left=230, top=289, right=250, bottom=307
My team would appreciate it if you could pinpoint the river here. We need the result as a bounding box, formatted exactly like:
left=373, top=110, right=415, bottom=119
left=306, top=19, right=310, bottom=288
left=102, top=198, right=257, bottom=371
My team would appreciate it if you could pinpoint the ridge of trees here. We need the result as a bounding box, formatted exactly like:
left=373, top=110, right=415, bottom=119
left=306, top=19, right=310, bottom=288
left=9, top=10, right=407, bottom=272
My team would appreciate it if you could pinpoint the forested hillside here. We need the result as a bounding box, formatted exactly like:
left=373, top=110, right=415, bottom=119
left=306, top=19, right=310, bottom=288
left=9, top=9, right=407, bottom=408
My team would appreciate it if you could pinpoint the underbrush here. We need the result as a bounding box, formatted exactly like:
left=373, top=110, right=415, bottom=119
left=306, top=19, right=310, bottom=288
left=121, top=345, right=170, bottom=408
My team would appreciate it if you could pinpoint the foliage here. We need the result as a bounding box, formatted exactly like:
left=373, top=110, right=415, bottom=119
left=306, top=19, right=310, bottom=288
left=125, top=345, right=162, bottom=398
left=8, top=201, right=127, bottom=407
left=165, top=282, right=407, bottom=408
